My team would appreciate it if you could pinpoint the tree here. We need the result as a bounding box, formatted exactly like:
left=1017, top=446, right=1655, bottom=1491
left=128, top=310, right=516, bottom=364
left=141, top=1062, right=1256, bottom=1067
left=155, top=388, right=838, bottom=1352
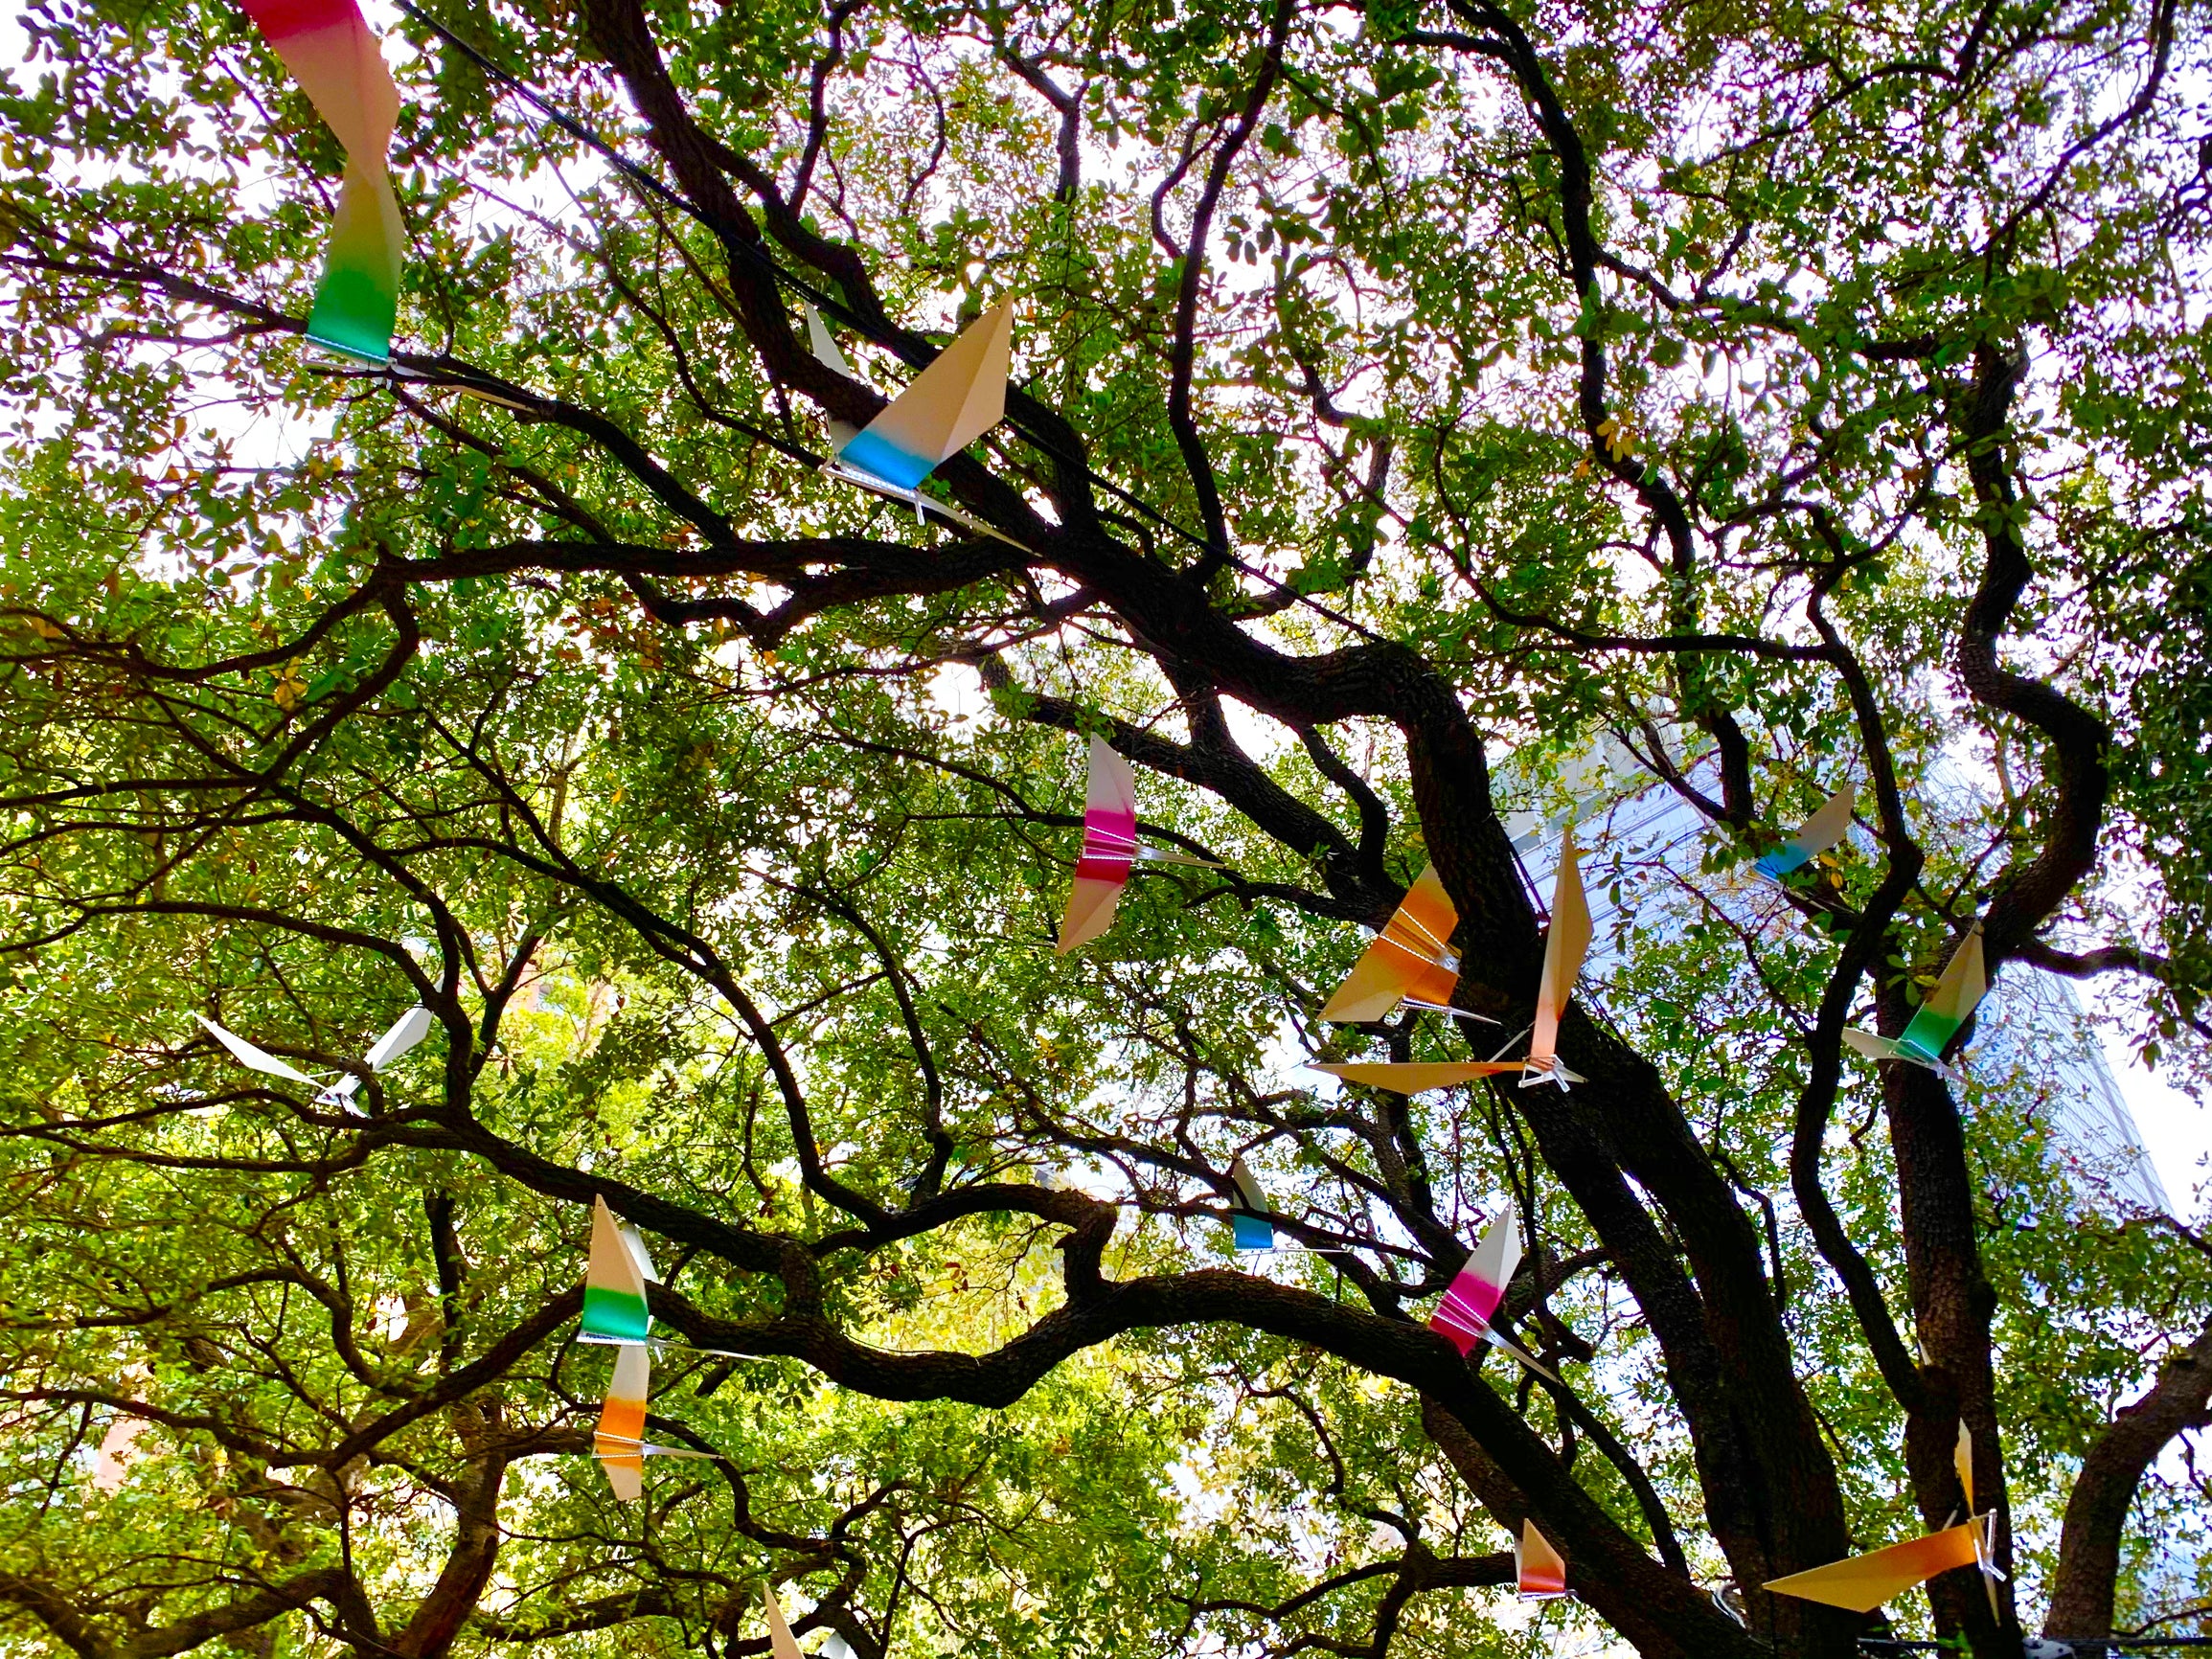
left=2, top=0, right=2209, bottom=1652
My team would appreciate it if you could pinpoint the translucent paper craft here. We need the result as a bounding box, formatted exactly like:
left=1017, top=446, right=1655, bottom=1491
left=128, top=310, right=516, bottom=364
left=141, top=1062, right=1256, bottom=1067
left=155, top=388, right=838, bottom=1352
left=1227, top=1155, right=1274, bottom=1251
left=1764, top=1422, right=2000, bottom=1615
left=764, top=1587, right=807, bottom=1659
left=804, top=301, right=1026, bottom=545
left=1522, top=828, right=1590, bottom=1089
left=583, top=1195, right=655, bottom=1345
left=1516, top=1519, right=1567, bottom=1600
left=194, top=1012, right=320, bottom=1085
left=589, top=1343, right=712, bottom=1501
left=1841, top=923, right=1987, bottom=1079
left=1427, top=1198, right=1554, bottom=1379
left=239, top=0, right=404, bottom=363
left=323, top=1005, right=432, bottom=1103
left=1311, top=830, right=1589, bottom=1091
left=1317, top=863, right=1460, bottom=1023
left=1755, top=782, right=1856, bottom=878
left=91, top=1418, right=147, bottom=1493
left=1056, top=736, right=1219, bottom=953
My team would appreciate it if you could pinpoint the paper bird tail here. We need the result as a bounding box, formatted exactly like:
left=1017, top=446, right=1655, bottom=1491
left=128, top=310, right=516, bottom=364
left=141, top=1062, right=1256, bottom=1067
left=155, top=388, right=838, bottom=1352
left=1057, top=873, right=1127, bottom=953
left=1311, top=1060, right=1521, bottom=1094
left=1761, top=1523, right=1982, bottom=1612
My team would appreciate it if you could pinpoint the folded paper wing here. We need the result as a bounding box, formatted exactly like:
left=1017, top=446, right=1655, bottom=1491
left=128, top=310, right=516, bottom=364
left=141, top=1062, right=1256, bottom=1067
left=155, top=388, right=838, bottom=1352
left=1060, top=737, right=1140, bottom=953
left=239, top=0, right=404, bottom=363
left=1522, top=830, right=1591, bottom=1087
left=1319, top=864, right=1459, bottom=1023
left=834, top=301, right=1014, bottom=490
left=1228, top=1155, right=1274, bottom=1251
left=1755, top=782, right=1857, bottom=878
left=362, top=1005, right=433, bottom=1068
left=1844, top=923, right=1987, bottom=1074
left=764, top=1588, right=808, bottom=1659
left=1516, top=1519, right=1567, bottom=1600
left=592, top=1343, right=712, bottom=1501
left=593, top=1340, right=650, bottom=1501
left=1762, top=1521, right=1984, bottom=1613
left=583, top=1196, right=653, bottom=1345
left=1311, top=1060, right=1520, bottom=1094
left=1428, top=1200, right=1555, bottom=1378
left=194, top=1012, right=321, bottom=1086
left=327, top=1005, right=434, bottom=1102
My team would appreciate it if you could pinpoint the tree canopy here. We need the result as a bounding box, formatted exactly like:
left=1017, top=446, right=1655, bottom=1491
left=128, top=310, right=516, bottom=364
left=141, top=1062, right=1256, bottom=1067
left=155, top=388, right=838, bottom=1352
left=2, top=0, right=2210, bottom=1654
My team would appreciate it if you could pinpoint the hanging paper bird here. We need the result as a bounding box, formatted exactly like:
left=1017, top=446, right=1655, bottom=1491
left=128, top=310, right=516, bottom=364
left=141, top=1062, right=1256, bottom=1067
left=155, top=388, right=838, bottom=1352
left=1313, top=828, right=1590, bottom=1091
left=1426, top=1197, right=1555, bottom=1379
left=1755, top=781, right=1856, bottom=878
left=1842, top=922, right=1987, bottom=1080
left=1056, top=736, right=1219, bottom=953
left=1764, top=1421, right=2002, bottom=1615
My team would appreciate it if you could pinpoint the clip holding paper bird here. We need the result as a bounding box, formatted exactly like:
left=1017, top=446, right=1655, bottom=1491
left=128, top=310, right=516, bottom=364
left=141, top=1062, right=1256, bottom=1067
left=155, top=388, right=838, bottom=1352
left=1056, top=737, right=1220, bottom=953
left=1516, top=1519, right=1567, bottom=1600
left=238, top=0, right=405, bottom=363
left=1842, top=922, right=1987, bottom=1080
left=1426, top=1198, right=1555, bottom=1380
left=1755, top=781, right=1856, bottom=878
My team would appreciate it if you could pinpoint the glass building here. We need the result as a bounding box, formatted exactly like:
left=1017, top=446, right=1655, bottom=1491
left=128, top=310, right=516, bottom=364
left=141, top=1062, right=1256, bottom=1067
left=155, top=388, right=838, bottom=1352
left=1496, top=736, right=2169, bottom=1217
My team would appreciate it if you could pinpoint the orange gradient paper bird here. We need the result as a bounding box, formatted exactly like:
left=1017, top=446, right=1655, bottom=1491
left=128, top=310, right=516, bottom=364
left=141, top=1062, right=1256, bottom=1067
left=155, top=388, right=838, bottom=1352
left=1056, top=737, right=1219, bottom=952
left=238, top=0, right=405, bottom=363
left=1516, top=1519, right=1567, bottom=1600
left=1521, top=825, right=1591, bottom=1088
left=1764, top=1422, right=2001, bottom=1615
left=591, top=1344, right=713, bottom=1502
left=1311, top=829, right=1591, bottom=1091
left=1316, top=863, right=1462, bottom=1022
